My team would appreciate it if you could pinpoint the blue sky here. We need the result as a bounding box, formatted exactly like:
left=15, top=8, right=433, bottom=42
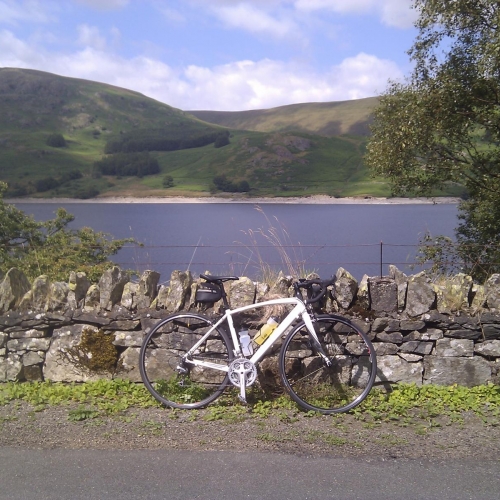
left=0, top=0, right=418, bottom=110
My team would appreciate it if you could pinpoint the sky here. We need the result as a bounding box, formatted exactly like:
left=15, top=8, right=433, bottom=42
left=0, top=0, right=419, bottom=111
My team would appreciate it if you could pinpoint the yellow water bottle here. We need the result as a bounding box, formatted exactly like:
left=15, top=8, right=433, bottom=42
left=254, top=317, right=278, bottom=345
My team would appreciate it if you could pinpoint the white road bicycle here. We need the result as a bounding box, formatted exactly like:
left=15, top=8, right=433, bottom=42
left=139, top=274, right=377, bottom=414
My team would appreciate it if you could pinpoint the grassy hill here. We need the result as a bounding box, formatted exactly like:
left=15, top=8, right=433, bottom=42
left=188, top=97, right=378, bottom=137
left=0, top=68, right=460, bottom=199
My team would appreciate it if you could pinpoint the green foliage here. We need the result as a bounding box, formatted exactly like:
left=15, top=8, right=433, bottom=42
left=212, top=174, right=250, bottom=193
left=162, top=175, right=174, bottom=188
left=365, top=0, right=500, bottom=279
left=0, top=379, right=159, bottom=414
left=93, top=152, right=160, bottom=177
left=104, top=128, right=222, bottom=154
left=65, top=328, right=120, bottom=375
left=46, top=133, right=66, bottom=147
left=0, top=182, right=134, bottom=281
left=214, top=131, right=230, bottom=148
left=68, top=406, right=100, bottom=421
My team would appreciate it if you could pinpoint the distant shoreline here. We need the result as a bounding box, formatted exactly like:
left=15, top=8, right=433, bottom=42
left=6, top=195, right=461, bottom=205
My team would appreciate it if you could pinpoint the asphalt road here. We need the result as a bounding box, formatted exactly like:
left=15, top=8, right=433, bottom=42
left=1, top=448, right=499, bottom=500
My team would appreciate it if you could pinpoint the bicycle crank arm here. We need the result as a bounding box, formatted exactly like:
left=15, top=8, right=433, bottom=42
left=238, top=372, right=247, bottom=404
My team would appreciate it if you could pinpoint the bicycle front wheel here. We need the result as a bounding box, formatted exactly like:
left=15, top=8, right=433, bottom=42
left=139, top=312, right=233, bottom=409
left=279, top=314, right=377, bottom=414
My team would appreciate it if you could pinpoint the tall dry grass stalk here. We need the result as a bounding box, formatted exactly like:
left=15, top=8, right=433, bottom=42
left=236, top=206, right=315, bottom=284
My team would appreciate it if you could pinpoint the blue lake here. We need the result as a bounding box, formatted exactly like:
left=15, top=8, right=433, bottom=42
left=15, top=202, right=459, bottom=283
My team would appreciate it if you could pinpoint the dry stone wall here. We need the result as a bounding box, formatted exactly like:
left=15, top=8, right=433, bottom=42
left=1, top=265, right=500, bottom=387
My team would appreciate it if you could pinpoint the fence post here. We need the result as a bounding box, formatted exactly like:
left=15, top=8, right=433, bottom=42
left=380, top=241, right=383, bottom=278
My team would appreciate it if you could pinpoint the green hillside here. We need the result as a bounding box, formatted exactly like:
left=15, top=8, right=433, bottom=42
left=0, top=69, right=459, bottom=199
left=188, top=97, right=379, bottom=137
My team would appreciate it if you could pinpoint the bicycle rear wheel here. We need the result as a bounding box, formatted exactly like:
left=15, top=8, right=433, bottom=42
left=139, top=312, right=233, bottom=409
left=279, top=314, right=377, bottom=414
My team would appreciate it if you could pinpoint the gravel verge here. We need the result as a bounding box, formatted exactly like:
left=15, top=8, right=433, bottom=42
left=1, top=400, right=499, bottom=459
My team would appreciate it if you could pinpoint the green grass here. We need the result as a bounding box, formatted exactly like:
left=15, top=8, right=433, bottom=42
left=1, top=381, right=499, bottom=426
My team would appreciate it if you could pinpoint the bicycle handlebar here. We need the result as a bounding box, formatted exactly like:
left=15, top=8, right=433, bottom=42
left=294, top=276, right=336, bottom=304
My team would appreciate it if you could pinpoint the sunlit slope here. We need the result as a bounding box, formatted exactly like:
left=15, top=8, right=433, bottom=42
left=189, top=97, right=378, bottom=137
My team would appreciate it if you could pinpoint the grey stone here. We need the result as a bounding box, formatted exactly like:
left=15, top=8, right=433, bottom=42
left=5, top=353, right=23, bottom=381
left=335, top=268, right=358, bottom=310
left=136, top=270, right=160, bottom=309
left=384, top=319, right=401, bottom=332
left=474, top=340, right=500, bottom=358
left=356, top=274, right=370, bottom=310
left=31, top=275, right=52, bottom=311
left=404, top=329, right=443, bottom=341
left=405, top=276, right=436, bottom=317
left=69, top=271, right=90, bottom=304
left=399, top=341, right=433, bottom=355
left=376, top=331, right=403, bottom=344
left=121, top=282, right=139, bottom=310
left=103, top=320, right=140, bottom=331
left=485, top=274, right=500, bottom=309
left=482, top=324, right=500, bottom=340
left=374, top=342, right=399, bottom=355
left=388, top=265, right=408, bottom=311
left=46, top=282, right=70, bottom=312
left=0, top=332, right=6, bottom=348
left=113, top=331, right=144, bottom=347
left=83, top=284, right=100, bottom=311
left=398, top=353, right=423, bottom=362
left=9, top=328, right=48, bottom=339
left=444, top=329, right=481, bottom=340
left=99, top=267, right=129, bottom=311
left=6, top=337, right=51, bottom=351
left=117, top=347, right=142, bottom=382
left=435, top=338, right=474, bottom=357
left=376, top=355, right=423, bottom=385
left=0, top=268, right=31, bottom=314
left=424, top=356, right=491, bottom=386
left=157, top=270, right=193, bottom=312
left=471, top=284, right=487, bottom=310
left=22, top=351, right=45, bottom=366
left=400, top=320, right=426, bottom=331
left=43, top=324, right=106, bottom=382
left=229, top=277, right=255, bottom=309
left=369, top=278, right=398, bottom=313
left=372, top=318, right=389, bottom=333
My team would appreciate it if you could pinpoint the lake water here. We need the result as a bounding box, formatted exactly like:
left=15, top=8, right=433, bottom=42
left=14, top=202, right=459, bottom=283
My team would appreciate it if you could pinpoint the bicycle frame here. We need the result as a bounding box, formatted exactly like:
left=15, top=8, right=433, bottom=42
left=181, top=296, right=319, bottom=372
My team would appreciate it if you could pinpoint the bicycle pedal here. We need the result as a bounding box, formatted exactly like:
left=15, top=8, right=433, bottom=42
left=238, top=394, right=248, bottom=405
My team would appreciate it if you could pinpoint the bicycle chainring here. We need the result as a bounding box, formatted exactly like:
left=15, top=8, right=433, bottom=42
left=228, top=358, right=258, bottom=388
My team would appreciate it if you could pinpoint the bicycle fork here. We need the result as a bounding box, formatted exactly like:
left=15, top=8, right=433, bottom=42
left=302, top=312, right=332, bottom=367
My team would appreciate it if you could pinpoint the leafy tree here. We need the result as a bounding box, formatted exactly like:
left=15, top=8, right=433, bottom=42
left=237, top=180, right=250, bottom=192
left=214, top=131, right=230, bottom=148
left=365, top=0, right=500, bottom=280
left=0, top=182, right=134, bottom=282
left=162, top=175, right=174, bottom=188
left=46, top=133, right=66, bottom=148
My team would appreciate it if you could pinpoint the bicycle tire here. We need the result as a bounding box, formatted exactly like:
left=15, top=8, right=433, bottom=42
left=139, top=312, right=233, bottom=409
left=279, top=314, right=377, bottom=414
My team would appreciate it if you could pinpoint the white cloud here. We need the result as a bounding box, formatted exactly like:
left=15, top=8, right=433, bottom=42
left=77, top=24, right=107, bottom=50
left=0, top=0, right=54, bottom=25
left=294, top=0, right=416, bottom=29
left=209, top=2, right=299, bottom=39
left=75, top=0, right=129, bottom=10
left=0, top=29, right=402, bottom=111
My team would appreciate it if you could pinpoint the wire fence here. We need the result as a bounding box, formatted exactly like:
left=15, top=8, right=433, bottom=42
left=110, top=241, right=452, bottom=282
